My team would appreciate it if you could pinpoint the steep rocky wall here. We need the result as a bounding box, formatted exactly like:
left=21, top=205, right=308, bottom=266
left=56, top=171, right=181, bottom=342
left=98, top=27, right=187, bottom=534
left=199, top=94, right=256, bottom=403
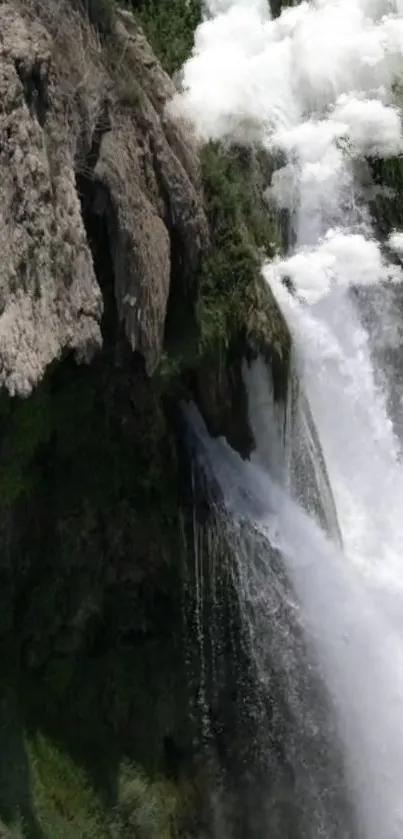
left=0, top=1, right=291, bottom=837
left=0, top=3, right=102, bottom=395
left=0, top=0, right=209, bottom=392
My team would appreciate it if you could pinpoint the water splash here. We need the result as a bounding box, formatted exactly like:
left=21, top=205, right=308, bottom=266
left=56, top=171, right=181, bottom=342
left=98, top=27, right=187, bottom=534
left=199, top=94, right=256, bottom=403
left=175, top=0, right=403, bottom=835
left=244, top=355, right=342, bottom=542
left=185, top=400, right=403, bottom=839
left=173, top=0, right=403, bottom=604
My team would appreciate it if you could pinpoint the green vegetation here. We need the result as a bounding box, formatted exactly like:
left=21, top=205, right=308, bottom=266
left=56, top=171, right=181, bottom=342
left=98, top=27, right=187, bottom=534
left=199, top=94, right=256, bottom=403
left=0, top=709, right=184, bottom=839
left=132, top=0, right=201, bottom=76
left=129, top=1, right=288, bottom=373
left=112, top=762, right=179, bottom=839
left=28, top=735, right=106, bottom=839
left=0, top=3, right=292, bottom=839
left=159, top=142, right=288, bottom=384
left=198, top=143, right=285, bottom=354
left=0, top=347, right=196, bottom=837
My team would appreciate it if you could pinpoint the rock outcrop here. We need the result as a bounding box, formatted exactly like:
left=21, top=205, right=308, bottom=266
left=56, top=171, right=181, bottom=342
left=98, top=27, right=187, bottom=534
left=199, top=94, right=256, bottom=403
left=0, top=4, right=292, bottom=838
left=0, top=4, right=102, bottom=395
left=0, top=0, right=209, bottom=393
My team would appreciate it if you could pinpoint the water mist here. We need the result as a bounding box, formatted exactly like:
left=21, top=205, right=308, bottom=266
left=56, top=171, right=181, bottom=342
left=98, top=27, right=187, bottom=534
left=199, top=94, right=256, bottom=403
left=175, top=0, right=403, bottom=836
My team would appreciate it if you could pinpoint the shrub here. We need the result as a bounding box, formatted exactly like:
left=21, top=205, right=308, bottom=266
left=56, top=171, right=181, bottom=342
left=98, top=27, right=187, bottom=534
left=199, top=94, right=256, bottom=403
left=110, top=762, right=178, bottom=839
left=132, top=0, right=202, bottom=76
left=27, top=734, right=107, bottom=839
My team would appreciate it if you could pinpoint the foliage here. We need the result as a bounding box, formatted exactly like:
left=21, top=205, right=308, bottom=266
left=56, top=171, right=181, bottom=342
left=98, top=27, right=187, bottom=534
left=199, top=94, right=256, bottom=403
left=27, top=734, right=107, bottom=839
left=132, top=0, right=201, bottom=76
left=159, top=143, right=285, bottom=377
left=0, top=6, right=291, bottom=839
left=0, top=721, right=183, bottom=839
left=112, top=762, right=178, bottom=839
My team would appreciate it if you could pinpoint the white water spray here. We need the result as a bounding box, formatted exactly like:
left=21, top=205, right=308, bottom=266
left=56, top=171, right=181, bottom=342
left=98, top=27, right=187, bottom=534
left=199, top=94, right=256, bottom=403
left=175, top=0, right=403, bottom=836
left=185, top=400, right=403, bottom=839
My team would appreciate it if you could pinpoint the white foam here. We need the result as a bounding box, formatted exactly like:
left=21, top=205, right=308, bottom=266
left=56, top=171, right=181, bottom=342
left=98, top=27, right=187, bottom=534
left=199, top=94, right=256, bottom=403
left=265, top=229, right=403, bottom=303
left=389, top=229, right=403, bottom=253
left=174, top=1, right=403, bottom=834
left=173, top=0, right=403, bottom=153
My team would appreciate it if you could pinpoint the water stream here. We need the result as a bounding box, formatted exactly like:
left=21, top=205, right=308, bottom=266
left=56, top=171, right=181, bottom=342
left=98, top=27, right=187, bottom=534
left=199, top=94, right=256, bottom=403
left=175, top=0, right=403, bottom=836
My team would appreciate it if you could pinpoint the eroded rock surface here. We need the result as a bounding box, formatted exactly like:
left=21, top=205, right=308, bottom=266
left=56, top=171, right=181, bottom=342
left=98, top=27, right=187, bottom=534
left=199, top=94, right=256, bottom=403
left=0, top=0, right=209, bottom=393
left=0, top=4, right=102, bottom=395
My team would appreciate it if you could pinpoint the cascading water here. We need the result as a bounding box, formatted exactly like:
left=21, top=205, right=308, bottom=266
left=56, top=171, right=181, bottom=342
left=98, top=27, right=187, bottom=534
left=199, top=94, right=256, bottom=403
left=174, top=0, right=403, bottom=836
left=185, top=398, right=403, bottom=839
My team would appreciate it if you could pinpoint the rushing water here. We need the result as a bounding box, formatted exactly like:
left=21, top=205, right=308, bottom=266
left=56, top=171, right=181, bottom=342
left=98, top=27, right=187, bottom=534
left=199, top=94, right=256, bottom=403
left=175, top=0, right=403, bottom=836
left=185, top=398, right=403, bottom=839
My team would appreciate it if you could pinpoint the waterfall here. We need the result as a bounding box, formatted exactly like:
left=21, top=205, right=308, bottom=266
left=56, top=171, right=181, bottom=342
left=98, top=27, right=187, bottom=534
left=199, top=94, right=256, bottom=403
left=244, top=355, right=342, bottom=543
left=185, top=400, right=403, bottom=839
left=175, top=0, right=403, bottom=836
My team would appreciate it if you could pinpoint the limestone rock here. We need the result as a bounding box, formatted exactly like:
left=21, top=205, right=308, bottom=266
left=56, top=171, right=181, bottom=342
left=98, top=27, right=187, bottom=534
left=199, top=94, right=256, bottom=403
left=0, top=4, right=102, bottom=395
left=94, top=8, right=209, bottom=373
left=0, top=0, right=209, bottom=392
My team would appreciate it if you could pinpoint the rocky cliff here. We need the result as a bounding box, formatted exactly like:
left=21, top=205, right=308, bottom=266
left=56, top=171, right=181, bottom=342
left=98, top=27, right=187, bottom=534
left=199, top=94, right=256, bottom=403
left=0, top=0, right=210, bottom=392
left=0, top=1, right=290, bottom=837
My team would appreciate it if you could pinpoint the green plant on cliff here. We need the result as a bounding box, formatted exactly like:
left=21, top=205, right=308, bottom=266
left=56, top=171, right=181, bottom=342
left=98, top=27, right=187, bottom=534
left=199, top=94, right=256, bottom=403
left=198, top=143, right=282, bottom=352
left=27, top=734, right=106, bottom=839
left=132, top=0, right=201, bottom=75
left=0, top=3, right=290, bottom=839
left=159, top=142, right=285, bottom=380
left=111, top=762, right=178, bottom=839
left=0, top=725, right=182, bottom=839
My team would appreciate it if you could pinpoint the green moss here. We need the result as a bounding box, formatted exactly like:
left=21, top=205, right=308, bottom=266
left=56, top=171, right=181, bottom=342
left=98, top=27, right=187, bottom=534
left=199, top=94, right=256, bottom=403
left=0, top=345, right=193, bottom=810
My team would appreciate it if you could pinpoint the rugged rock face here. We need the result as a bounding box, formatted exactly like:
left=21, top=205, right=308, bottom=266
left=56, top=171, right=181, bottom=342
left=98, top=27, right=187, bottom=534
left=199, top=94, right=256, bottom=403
left=0, top=1, right=291, bottom=837
left=0, top=0, right=209, bottom=392
left=0, top=3, right=102, bottom=395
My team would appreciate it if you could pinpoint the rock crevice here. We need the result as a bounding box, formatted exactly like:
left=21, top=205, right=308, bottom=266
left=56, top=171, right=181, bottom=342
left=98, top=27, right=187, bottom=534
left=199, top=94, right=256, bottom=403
left=0, top=0, right=209, bottom=393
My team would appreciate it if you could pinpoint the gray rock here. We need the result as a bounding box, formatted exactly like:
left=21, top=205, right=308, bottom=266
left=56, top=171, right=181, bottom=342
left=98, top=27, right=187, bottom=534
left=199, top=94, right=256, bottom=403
left=0, top=0, right=209, bottom=392
left=0, top=4, right=103, bottom=395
